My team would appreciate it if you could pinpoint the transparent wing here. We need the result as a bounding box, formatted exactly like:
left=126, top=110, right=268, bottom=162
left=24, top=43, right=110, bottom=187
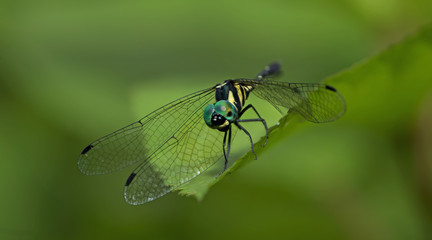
left=78, top=87, right=216, bottom=175
left=123, top=109, right=237, bottom=205
left=235, top=79, right=346, bottom=123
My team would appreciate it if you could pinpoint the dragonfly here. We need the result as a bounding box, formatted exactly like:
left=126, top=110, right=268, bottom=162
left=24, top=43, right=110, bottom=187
left=78, top=62, right=345, bottom=205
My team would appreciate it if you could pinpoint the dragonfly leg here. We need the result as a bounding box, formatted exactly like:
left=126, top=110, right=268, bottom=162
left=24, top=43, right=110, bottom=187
left=222, top=130, right=228, bottom=165
left=239, top=104, right=269, bottom=147
left=218, top=126, right=232, bottom=177
left=226, top=126, right=232, bottom=167
left=235, top=122, right=258, bottom=160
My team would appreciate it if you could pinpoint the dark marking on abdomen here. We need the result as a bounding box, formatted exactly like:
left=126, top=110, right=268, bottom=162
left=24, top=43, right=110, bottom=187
left=240, top=86, right=246, bottom=100
left=81, top=144, right=94, bottom=154
left=125, top=173, right=137, bottom=186
left=325, top=85, right=337, bottom=92
left=256, top=62, right=281, bottom=79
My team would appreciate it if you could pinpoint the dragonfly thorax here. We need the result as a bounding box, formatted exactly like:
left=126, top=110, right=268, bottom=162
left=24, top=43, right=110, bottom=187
left=204, top=100, right=238, bottom=132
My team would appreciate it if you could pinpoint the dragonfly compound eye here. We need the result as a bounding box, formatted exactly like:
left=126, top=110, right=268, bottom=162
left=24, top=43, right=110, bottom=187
left=214, top=100, right=237, bottom=122
left=204, top=101, right=236, bottom=129
left=204, top=104, right=216, bottom=127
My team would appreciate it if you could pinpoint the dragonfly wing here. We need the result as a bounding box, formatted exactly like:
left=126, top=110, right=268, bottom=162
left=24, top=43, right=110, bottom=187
left=235, top=79, right=346, bottom=123
left=123, top=103, right=235, bottom=205
left=78, top=87, right=216, bottom=175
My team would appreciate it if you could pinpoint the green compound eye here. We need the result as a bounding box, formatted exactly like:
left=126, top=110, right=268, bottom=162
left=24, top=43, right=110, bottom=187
left=214, top=100, right=237, bottom=122
left=203, top=101, right=238, bottom=128
left=203, top=104, right=216, bottom=127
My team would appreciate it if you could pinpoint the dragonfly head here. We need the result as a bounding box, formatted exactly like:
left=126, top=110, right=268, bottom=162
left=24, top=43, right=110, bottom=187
left=204, top=100, right=238, bottom=131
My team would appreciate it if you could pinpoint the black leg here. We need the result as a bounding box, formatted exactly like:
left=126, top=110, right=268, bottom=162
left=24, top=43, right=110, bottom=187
left=235, top=122, right=258, bottom=160
left=225, top=126, right=232, bottom=170
left=239, top=104, right=269, bottom=147
left=218, top=126, right=232, bottom=177
left=222, top=130, right=228, bottom=164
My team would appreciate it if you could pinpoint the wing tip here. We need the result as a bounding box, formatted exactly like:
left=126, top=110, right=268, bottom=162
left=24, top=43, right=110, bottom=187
left=325, top=85, right=337, bottom=92
left=125, top=172, right=137, bottom=186
left=80, top=144, right=94, bottom=155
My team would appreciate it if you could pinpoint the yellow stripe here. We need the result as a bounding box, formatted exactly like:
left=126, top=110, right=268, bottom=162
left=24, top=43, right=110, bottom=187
left=234, top=84, right=244, bottom=106
left=228, top=91, right=235, bottom=105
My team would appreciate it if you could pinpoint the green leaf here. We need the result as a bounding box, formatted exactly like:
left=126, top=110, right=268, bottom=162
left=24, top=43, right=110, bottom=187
left=177, top=25, right=432, bottom=201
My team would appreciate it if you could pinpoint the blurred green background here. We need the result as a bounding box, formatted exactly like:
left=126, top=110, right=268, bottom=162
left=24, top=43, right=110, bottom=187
left=1, top=0, right=432, bottom=239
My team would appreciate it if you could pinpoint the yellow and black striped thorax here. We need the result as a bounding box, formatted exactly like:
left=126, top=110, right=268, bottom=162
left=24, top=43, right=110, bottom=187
left=215, top=80, right=253, bottom=112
